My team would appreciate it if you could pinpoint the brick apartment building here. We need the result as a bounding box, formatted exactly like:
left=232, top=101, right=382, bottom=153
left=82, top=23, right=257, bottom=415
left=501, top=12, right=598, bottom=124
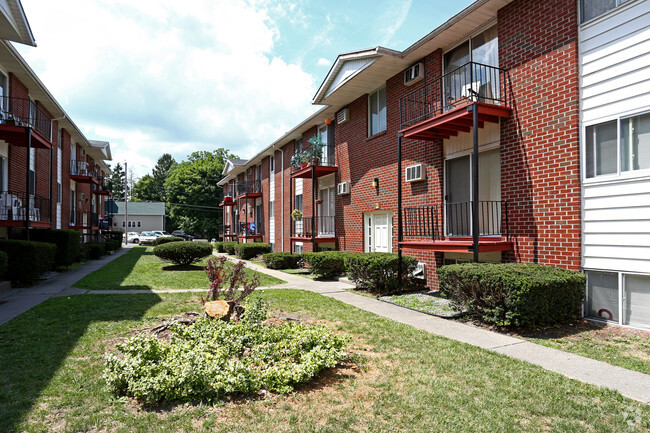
left=218, top=0, right=648, bottom=329
left=0, top=0, right=113, bottom=242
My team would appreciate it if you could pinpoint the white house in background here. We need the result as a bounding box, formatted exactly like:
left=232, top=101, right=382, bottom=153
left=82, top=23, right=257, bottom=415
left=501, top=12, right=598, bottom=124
left=580, top=0, right=650, bottom=329
left=108, top=201, right=165, bottom=233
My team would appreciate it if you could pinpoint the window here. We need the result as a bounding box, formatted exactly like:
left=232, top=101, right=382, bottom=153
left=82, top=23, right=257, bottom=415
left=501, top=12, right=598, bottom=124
left=29, top=170, right=35, bottom=195
left=270, top=155, right=275, bottom=172
left=295, top=138, right=302, bottom=153
left=138, top=221, right=141, bottom=227
left=585, top=112, right=650, bottom=178
left=580, top=0, right=631, bottom=23
left=369, top=87, right=386, bottom=136
left=122, top=221, right=125, bottom=227
left=57, top=182, right=62, bottom=203
left=586, top=270, right=650, bottom=329
left=257, top=164, right=262, bottom=181
left=294, top=194, right=303, bottom=212
left=269, top=201, right=274, bottom=218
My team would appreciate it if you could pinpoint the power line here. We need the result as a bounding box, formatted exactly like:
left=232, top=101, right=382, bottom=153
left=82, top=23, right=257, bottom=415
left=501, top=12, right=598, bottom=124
left=167, top=202, right=222, bottom=212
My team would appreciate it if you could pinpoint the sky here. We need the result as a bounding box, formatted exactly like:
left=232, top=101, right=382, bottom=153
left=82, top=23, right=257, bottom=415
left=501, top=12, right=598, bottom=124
left=15, top=0, right=474, bottom=178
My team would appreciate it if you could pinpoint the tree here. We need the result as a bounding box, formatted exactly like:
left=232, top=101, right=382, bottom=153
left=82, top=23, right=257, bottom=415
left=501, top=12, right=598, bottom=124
left=165, top=149, right=235, bottom=239
left=132, top=154, right=177, bottom=202
left=109, top=162, right=126, bottom=199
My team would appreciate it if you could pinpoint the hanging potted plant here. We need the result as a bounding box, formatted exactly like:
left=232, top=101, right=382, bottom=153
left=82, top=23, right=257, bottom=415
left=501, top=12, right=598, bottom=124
left=291, top=209, right=303, bottom=221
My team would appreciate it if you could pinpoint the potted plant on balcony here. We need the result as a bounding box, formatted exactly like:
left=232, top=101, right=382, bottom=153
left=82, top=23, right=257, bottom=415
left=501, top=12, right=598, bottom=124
left=290, top=150, right=310, bottom=169
left=308, top=135, right=325, bottom=164
left=291, top=209, right=303, bottom=221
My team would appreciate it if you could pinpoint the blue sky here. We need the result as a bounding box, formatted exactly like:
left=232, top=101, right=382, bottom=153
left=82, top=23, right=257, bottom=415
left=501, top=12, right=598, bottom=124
left=15, top=0, right=473, bottom=177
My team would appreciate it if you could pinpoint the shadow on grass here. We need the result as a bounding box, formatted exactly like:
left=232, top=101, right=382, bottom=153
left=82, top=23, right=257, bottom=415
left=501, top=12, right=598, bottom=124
left=73, top=247, right=148, bottom=290
left=161, top=264, right=204, bottom=271
left=0, top=292, right=162, bottom=432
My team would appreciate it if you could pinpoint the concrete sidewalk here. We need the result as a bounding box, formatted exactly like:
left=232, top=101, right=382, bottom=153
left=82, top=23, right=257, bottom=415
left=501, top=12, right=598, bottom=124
left=0, top=244, right=132, bottom=326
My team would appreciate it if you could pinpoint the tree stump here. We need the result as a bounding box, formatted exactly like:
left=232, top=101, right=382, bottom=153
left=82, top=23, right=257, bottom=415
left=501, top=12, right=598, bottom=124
left=204, top=300, right=233, bottom=320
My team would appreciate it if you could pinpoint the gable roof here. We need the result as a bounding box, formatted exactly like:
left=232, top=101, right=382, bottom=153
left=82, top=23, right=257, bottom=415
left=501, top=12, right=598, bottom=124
left=0, top=0, right=35, bottom=46
left=108, top=201, right=165, bottom=216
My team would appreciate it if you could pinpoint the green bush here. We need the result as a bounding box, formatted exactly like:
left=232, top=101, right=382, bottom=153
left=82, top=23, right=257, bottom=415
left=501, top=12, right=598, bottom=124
left=0, top=251, right=8, bottom=280
left=104, top=311, right=349, bottom=403
left=437, top=263, right=586, bottom=327
left=222, top=241, right=239, bottom=255
left=85, top=243, right=107, bottom=260
left=104, top=239, right=119, bottom=253
left=30, top=229, right=80, bottom=266
left=234, top=243, right=272, bottom=260
left=302, top=251, right=352, bottom=279
left=212, top=242, right=225, bottom=253
left=153, top=242, right=213, bottom=266
left=153, top=236, right=184, bottom=246
left=345, top=253, right=419, bottom=294
left=262, top=252, right=303, bottom=269
left=105, top=230, right=124, bottom=246
left=0, top=239, right=56, bottom=283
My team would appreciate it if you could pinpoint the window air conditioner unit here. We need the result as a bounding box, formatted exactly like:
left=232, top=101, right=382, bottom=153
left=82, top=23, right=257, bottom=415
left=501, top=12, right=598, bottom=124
left=404, top=62, right=424, bottom=86
left=411, top=262, right=425, bottom=280
left=405, top=164, right=425, bottom=182
left=337, top=181, right=350, bottom=195
left=337, top=108, right=350, bottom=125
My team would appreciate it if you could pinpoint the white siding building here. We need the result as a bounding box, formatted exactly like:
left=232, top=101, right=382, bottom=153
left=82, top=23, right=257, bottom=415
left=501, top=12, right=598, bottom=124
left=580, top=0, right=650, bottom=329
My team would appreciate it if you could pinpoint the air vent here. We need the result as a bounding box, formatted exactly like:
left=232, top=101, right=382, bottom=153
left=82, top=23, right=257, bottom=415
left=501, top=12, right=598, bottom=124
left=337, top=108, right=350, bottom=125
left=337, top=181, right=350, bottom=195
left=405, top=164, right=424, bottom=182
left=411, top=262, right=425, bottom=280
left=404, top=62, right=424, bottom=86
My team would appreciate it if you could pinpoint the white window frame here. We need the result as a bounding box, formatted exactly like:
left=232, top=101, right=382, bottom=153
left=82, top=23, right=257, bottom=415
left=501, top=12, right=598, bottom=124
left=368, top=86, right=387, bottom=137
left=580, top=0, right=632, bottom=24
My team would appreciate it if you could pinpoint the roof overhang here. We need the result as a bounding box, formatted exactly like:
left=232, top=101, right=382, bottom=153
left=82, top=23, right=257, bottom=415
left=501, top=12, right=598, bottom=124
left=0, top=0, right=35, bottom=46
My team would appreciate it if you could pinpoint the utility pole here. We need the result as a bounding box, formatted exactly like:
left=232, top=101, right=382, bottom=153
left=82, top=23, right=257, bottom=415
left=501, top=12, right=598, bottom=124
left=124, top=161, right=128, bottom=245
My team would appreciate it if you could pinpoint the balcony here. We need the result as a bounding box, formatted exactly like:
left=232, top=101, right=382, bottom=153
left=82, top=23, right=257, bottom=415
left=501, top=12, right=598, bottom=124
left=70, top=161, right=99, bottom=184
left=94, top=176, right=111, bottom=195
left=69, top=211, right=99, bottom=229
left=0, top=190, right=51, bottom=228
left=219, top=192, right=237, bottom=207
left=290, top=139, right=337, bottom=179
left=238, top=221, right=263, bottom=241
left=237, top=180, right=262, bottom=199
left=291, top=216, right=336, bottom=243
left=0, top=96, right=53, bottom=148
left=400, top=201, right=512, bottom=252
left=219, top=224, right=238, bottom=239
left=399, top=62, right=511, bottom=140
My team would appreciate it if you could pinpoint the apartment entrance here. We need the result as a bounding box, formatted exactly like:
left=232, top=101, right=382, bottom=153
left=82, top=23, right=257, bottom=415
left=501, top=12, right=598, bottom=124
left=365, top=211, right=392, bottom=253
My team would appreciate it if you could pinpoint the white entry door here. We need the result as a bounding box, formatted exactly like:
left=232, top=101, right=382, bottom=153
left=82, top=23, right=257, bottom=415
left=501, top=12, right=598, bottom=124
left=365, top=212, right=392, bottom=253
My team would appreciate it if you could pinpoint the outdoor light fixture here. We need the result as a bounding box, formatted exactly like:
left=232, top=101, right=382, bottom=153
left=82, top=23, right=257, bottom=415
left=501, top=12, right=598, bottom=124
left=325, top=118, right=332, bottom=125
left=372, top=177, right=379, bottom=188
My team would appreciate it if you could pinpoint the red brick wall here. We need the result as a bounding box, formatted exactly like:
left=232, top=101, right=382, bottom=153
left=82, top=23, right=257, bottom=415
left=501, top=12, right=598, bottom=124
left=498, top=0, right=581, bottom=270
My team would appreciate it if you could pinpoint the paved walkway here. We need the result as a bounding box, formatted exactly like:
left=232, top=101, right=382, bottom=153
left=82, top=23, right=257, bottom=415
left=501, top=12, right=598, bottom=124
left=0, top=248, right=648, bottom=404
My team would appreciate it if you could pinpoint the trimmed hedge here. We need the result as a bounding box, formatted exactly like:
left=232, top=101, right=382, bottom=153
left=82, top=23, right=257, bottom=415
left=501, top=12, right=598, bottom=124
left=437, top=263, right=586, bottom=327
left=262, top=252, right=302, bottom=269
left=0, top=251, right=7, bottom=280
left=302, top=251, right=353, bottom=279
left=234, top=243, right=272, bottom=260
left=0, top=239, right=56, bottom=283
left=153, top=236, right=184, bottom=246
left=84, top=243, right=107, bottom=260
left=345, top=253, right=419, bottom=294
left=153, top=242, right=213, bottom=266
left=105, top=230, right=124, bottom=246
left=30, top=229, right=80, bottom=267
left=104, top=239, right=120, bottom=253
left=222, top=241, right=239, bottom=255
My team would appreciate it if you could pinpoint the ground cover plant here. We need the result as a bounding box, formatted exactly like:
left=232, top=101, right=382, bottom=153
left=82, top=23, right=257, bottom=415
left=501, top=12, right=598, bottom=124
left=381, top=291, right=465, bottom=317
left=73, top=246, right=284, bottom=291
left=1, top=290, right=649, bottom=432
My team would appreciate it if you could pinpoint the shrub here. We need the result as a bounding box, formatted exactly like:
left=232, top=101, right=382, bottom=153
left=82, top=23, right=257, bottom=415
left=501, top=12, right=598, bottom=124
left=0, top=240, right=56, bottom=283
left=345, top=253, right=419, bottom=294
left=153, top=236, right=184, bottom=246
left=222, top=241, right=238, bottom=255
left=262, top=252, right=302, bottom=269
left=104, top=239, right=120, bottom=253
left=153, top=242, right=213, bottom=266
left=437, top=263, right=586, bottom=327
left=105, top=230, right=124, bottom=246
left=302, top=251, right=352, bottom=279
left=233, top=243, right=271, bottom=260
left=203, top=256, right=260, bottom=320
left=0, top=251, right=7, bottom=280
left=104, top=313, right=349, bottom=403
left=85, top=243, right=107, bottom=260
left=212, top=241, right=225, bottom=253
left=30, top=229, right=80, bottom=266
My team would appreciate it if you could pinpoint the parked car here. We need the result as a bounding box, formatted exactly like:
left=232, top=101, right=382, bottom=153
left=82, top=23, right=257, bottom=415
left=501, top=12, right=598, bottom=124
left=139, top=232, right=158, bottom=245
left=171, top=230, right=194, bottom=241
left=153, top=231, right=172, bottom=238
left=126, top=232, right=140, bottom=244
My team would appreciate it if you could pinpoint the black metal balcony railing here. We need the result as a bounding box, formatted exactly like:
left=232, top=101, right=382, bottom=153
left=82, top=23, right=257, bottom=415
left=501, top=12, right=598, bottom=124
left=291, top=216, right=335, bottom=237
left=402, top=201, right=508, bottom=240
left=0, top=190, right=51, bottom=223
left=290, top=140, right=336, bottom=173
left=237, top=180, right=262, bottom=196
left=70, top=160, right=98, bottom=179
left=399, top=62, right=510, bottom=130
left=69, top=211, right=99, bottom=228
left=239, top=221, right=262, bottom=236
left=0, top=96, right=53, bottom=140
left=96, top=175, right=109, bottom=192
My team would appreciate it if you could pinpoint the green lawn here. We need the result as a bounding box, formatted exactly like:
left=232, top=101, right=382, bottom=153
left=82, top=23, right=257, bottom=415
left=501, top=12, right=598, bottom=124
left=1, top=290, right=648, bottom=432
left=73, top=246, right=285, bottom=290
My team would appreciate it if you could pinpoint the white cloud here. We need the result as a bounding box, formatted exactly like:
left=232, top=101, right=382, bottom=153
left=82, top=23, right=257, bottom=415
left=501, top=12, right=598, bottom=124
left=317, top=57, right=331, bottom=67
left=16, top=0, right=318, bottom=177
left=377, top=0, right=413, bottom=46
